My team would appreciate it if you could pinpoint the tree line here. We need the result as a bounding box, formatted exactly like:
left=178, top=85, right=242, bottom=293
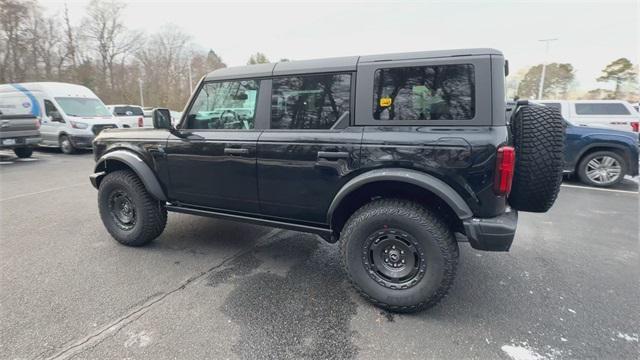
left=512, top=58, right=638, bottom=101
left=0, top=0, right=272, bottom=110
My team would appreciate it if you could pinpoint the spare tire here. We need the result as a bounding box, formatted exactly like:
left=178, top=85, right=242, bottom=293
left=508, top=104, right=565, bottom=212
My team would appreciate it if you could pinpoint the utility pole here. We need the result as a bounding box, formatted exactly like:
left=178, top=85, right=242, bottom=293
left=138, top=78, right=144, bottom=107
left=537, top=38, right=558, bottom=100
left=188, top=57, right=194, bottom=94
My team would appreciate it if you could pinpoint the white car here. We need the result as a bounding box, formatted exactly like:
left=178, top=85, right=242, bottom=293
left=0, top=82, right=119, bottom=154
left=106, top=104, right=148, bottom=127
left=533, top=100, right=639, bottom=133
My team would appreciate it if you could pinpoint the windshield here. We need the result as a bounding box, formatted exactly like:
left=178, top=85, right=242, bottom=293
left=55, top=97, right=112, bottom=117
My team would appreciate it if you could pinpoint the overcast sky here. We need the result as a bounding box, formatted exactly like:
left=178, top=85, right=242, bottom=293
left=42, top=0, right=638, bottom=91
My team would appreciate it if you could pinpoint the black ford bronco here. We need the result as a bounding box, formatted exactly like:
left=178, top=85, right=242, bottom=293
left=90, top=48, right=564, bottom=312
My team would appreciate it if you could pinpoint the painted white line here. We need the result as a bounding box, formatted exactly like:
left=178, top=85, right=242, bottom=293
left=0, top=182, right=86, bottom=202
left=561, top=183, right=638, bottom=195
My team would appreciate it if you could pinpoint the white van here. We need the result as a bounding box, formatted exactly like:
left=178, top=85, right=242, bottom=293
left=533, top=100, right=639, bottom=133
left=0, top=82, right=120, bottom=153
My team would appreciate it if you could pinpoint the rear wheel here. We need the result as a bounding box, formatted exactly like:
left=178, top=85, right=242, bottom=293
left=13, top=147, right=33, bottom=158
left=340, top=199, right=458, bottom=313
left=59, top=135, right=75, bottom=154
left=578, top=151, right=626, bottom=187
left=98, top=170, right=167, bottom=246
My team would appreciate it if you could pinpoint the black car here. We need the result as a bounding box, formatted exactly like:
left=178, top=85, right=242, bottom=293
left=90, top=49, right=565, bottom=312
left=564, top=122, right=638, bottom=187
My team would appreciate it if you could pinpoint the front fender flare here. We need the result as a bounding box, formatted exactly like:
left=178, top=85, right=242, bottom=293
left=327, top=168, right=474, bottom=227
left=92, top=150, right=167, bottom=201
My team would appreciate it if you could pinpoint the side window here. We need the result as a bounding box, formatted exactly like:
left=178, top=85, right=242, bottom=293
left=373, top=64, right=475, bottom=121
left=186, top=80, right=260, bottom=129
left=44, top=100, right=58, bottom=117
left=271, top=73, right=351, bottom=129
left=575, top=103, right=630, bottom=115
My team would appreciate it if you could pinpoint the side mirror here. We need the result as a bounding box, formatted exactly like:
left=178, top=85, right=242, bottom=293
left=234, top=92, right=248, bottom=101
left=152, top=108, right=172, bottom=129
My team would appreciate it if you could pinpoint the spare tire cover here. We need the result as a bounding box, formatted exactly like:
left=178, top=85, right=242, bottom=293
left=508, top=105, right=565, bottom=212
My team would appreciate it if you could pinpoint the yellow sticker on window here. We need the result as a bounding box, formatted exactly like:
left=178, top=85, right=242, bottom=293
left=379, top=97, right=392, bottom=107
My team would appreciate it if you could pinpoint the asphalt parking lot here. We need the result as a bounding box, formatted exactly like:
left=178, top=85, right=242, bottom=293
left=0, top=149, right=638, bottom=360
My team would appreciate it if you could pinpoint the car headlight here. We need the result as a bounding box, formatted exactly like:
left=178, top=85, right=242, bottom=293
left=70, top=120, right=89, bottom=129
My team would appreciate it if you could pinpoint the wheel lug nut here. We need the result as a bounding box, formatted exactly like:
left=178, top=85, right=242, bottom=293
left=400, top=250, right=404, bottom=254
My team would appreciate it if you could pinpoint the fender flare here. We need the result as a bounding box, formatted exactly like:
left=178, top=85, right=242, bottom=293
left=93, top=150, right=167, bottom=201
left=327, top=168, right=474, bottom=227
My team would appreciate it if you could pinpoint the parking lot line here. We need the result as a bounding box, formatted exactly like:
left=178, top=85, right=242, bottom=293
left=560, top=183, right=638, bottom=195
left=0, top=183, right=86, bottom=202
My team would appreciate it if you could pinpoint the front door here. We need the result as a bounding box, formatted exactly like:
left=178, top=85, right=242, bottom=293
left=165, top=79, right=263, bottom=214
left=40, top=99, right=64, bottom=144
left=257, top=72, right=362, bottom=224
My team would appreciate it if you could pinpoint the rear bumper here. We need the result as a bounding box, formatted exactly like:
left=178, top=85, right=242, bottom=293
left=0, top=136, right=41, bottom=148
left=463, top=210, right=518, bottom=251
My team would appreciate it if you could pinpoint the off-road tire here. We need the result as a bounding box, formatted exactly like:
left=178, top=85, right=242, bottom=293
left=340, top=199, right=458, bottom=313
left=577, top=150, right=626, bottom=187
left=98, top=170, right=167, bottom=246
left=13, top=147, right=33, bottom=158
left=508, top=104, right=564, bottom=212
left=59, top=135, right=76, bottom=154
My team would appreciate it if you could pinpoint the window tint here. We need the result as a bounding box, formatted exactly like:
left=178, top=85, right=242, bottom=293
left=575, top=103, right=630, bottom=115
left=113, top=106, right=143, bottom=116
left=44, top=100, right=58, bottom=117
left=373, top=64, right=475, bottom=121
left=187, top=80, right=259, bottom=129
left=271, top=73, right=351, bottom=129
left=540, top=102, right=562, bottom=111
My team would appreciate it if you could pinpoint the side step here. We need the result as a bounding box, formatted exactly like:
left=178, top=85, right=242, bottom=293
left=166, top=205, right=335, bottom=242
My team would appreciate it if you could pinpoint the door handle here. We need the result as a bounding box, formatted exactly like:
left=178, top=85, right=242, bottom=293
left=224, top=147, right=249, bottom=155
left=317, top=151, right=349, bottom=160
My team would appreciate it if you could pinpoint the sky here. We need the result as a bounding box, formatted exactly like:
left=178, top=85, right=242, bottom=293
left=42, top=0, right=639, bottom=92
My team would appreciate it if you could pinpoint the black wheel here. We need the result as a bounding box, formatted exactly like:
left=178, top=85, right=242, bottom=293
left=508, top=104, right=565, bottom=212
left=13, top=147, right=33, bottom=158
left=577, top=151, right=626, bottom=187
left=340, top=199, right=458, bottom=313
left=59, top=135, right=76, bottom=154
left=98, top=170, right=167, bottom=246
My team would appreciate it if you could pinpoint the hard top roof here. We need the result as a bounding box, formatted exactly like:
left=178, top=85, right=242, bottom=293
left=204, top=48, right=502, bottom=81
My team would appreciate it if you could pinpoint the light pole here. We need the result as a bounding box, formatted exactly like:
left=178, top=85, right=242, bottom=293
left=537, top=38, right=558, bottom=100
left=188, top=57, right=194, bottom=94
left=138, top=78, right=144, bottom=107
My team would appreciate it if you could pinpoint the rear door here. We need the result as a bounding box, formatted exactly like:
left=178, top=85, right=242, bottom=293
left=165, top=78, right=265, bottom=214
left=257, top=72, right=362, bottom=224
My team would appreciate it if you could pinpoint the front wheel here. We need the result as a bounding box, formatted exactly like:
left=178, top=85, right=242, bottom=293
left=98, top=170, right=167, bottom=246
left=340, top=199, right=458, bottom=313
left=59, top=135, right=76, bottom=154
left=578, top=151, right=626, bottom=187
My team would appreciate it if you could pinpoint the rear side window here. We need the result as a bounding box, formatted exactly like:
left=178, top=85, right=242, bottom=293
left=271, top=73, right=351, bottom=129
left=113, top=106, right=143, bottom=116
left=575, top=103, right=630, bottom=115
left=373, top=64, right=475, bottom=121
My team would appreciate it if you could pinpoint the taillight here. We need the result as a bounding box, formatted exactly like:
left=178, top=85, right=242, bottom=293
left=631, top=121, right=639, bottom=132
left=138, top=117, right=143, bottom=127
left=494, top=146, right=516, bottom=195
left=35, top=118, right=40, bottom=130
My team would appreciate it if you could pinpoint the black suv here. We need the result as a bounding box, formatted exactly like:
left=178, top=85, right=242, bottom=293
left=90, top=48, right=565, bottom=312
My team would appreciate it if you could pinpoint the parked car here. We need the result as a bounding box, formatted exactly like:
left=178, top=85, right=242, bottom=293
left=90, top=49, right=565, bottom=312
left=0, top=82, right=119, bottom=154
left=0, top=110, right=41, bottom=158
left=106, top=104, right=147, bottom=128
left=563, top=119, right=639, bottom=187
left=534, top=100, right=639, bottom=133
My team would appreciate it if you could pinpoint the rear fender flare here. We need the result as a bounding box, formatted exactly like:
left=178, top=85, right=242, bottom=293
left=327, top=168, right=473, bottom=228
left=93, top=150, right=167, bottom=201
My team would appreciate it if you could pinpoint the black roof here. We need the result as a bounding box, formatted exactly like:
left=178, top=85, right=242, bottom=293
left=204, top=48, right=502, bottom=81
